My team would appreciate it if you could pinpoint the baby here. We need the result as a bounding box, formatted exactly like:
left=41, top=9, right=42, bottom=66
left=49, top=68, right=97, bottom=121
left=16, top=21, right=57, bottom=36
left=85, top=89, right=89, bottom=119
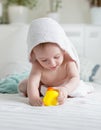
left=18, top=18, right=93, bottom=106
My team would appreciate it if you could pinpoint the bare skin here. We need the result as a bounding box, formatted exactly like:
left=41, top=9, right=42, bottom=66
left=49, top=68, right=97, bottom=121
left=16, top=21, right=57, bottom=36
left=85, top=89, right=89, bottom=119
left=19, top=43, right=80, bottom=106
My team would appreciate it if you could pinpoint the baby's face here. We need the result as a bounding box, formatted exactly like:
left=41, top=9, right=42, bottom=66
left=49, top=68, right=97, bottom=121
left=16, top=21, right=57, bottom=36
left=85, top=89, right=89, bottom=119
left=33, top=43, right=64, bottom=70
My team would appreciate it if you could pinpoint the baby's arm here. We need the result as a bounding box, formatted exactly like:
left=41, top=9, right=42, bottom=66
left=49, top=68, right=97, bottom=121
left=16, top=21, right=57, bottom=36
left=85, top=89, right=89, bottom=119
left=54, top=61, right=80, bottom=104
left=63, top=61, right=80, bottom=93
left=27, top=63, right=42, bottom=106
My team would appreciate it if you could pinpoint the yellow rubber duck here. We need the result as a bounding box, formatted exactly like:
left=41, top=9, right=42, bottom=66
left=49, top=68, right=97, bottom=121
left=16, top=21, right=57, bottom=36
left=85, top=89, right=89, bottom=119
left=43, top=87, right=59, bottom=106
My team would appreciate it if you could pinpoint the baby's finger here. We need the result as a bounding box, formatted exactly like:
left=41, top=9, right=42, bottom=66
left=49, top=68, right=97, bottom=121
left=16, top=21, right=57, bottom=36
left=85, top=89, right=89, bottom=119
left=38, top=99, right=43, bottom=106
left=35, top=99, right=43, bottom=106
left=58, top=98, right=65, bottom=105
left=58, top=94, right=64, bottom=102
left=58, top=94, right=67, bottom=105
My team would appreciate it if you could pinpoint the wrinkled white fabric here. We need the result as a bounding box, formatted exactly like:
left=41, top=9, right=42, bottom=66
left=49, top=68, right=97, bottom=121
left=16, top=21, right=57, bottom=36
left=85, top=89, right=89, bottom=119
left=41, top=81, right=94, bottom=97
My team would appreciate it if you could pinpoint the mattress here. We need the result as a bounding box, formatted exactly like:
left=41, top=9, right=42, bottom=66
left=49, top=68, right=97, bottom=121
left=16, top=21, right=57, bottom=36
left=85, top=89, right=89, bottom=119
left=0, top=82, right=101, bottom=130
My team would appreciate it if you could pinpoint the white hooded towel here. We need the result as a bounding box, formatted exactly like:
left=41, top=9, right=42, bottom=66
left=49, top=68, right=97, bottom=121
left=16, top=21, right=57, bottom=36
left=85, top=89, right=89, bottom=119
left=27, top=17, right=94, bottom=97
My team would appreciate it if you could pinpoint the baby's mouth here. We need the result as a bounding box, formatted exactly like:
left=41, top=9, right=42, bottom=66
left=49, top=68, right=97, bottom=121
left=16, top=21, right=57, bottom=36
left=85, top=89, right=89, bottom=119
left=50, top=65, right=58, bottom=70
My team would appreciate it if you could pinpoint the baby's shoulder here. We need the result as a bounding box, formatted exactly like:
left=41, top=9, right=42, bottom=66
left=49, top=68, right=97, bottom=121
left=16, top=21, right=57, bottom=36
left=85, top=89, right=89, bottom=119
left=64, top=60, right=76, bottom=69
left=32, top=60, right=43, bottom=71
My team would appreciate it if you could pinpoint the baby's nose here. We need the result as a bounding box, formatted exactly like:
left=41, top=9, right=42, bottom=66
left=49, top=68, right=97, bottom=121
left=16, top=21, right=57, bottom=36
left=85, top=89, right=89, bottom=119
left=49, top=59, right=56, bottom=66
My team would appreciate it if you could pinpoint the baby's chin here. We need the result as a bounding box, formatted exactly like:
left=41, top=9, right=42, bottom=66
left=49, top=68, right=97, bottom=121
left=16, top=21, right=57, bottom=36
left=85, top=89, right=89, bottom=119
left=48, top=65, right=60, bottom=71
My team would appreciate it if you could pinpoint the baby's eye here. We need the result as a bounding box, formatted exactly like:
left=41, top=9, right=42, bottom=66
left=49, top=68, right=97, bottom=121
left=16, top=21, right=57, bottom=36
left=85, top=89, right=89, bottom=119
left=41, top=59, right=47, bottom=62
left=54, top=56, right=60, bottom=59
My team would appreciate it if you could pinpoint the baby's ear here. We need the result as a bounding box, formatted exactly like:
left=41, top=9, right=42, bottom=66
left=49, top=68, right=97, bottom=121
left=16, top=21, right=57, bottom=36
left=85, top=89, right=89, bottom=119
left=62, top=49, right=66, bottom=54
left=29, top=51, right=36, bottom=63
left=63, top=51, right=72, bottom=61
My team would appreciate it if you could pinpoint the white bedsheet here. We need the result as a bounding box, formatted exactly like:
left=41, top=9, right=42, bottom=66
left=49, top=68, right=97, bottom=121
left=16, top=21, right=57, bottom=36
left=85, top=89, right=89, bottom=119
left=0, top=83, right=101, bottom=130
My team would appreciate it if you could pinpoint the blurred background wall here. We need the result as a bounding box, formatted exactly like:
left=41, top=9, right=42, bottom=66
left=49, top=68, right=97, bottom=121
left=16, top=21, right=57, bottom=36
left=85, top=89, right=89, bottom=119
left=0, top=0, right=91, bottom=24
left=29, top=0, right=91, bottom=23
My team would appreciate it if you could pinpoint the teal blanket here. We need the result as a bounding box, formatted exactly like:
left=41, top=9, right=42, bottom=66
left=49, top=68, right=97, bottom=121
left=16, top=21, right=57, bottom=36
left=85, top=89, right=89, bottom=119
left=0, top=72, right=29, bottom=94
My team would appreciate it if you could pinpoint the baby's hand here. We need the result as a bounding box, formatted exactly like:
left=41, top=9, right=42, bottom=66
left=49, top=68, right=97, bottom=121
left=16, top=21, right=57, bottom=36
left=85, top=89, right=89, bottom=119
left=53, top=87, right=68, bottom=105
left=30, top=97, right=43, bottom=106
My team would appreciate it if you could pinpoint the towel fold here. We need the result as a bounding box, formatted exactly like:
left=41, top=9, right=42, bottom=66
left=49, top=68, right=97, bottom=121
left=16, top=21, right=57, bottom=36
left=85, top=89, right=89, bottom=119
left=0, top=72, right=29, bottom=94
left=41, top=81, right=94, bottom=97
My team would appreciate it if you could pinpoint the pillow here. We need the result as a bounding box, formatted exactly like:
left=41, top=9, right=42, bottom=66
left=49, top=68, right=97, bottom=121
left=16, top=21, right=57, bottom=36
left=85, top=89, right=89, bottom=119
left=79, top=57, right=100, bottom=82
left=0, top=24, right=31, bottom=78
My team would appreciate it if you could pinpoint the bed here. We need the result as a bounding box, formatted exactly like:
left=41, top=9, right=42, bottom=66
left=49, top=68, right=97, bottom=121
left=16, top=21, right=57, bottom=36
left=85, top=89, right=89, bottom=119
left=0, top=82, right=101, bottom=130
left=0, top=24, right=101, bottom=130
